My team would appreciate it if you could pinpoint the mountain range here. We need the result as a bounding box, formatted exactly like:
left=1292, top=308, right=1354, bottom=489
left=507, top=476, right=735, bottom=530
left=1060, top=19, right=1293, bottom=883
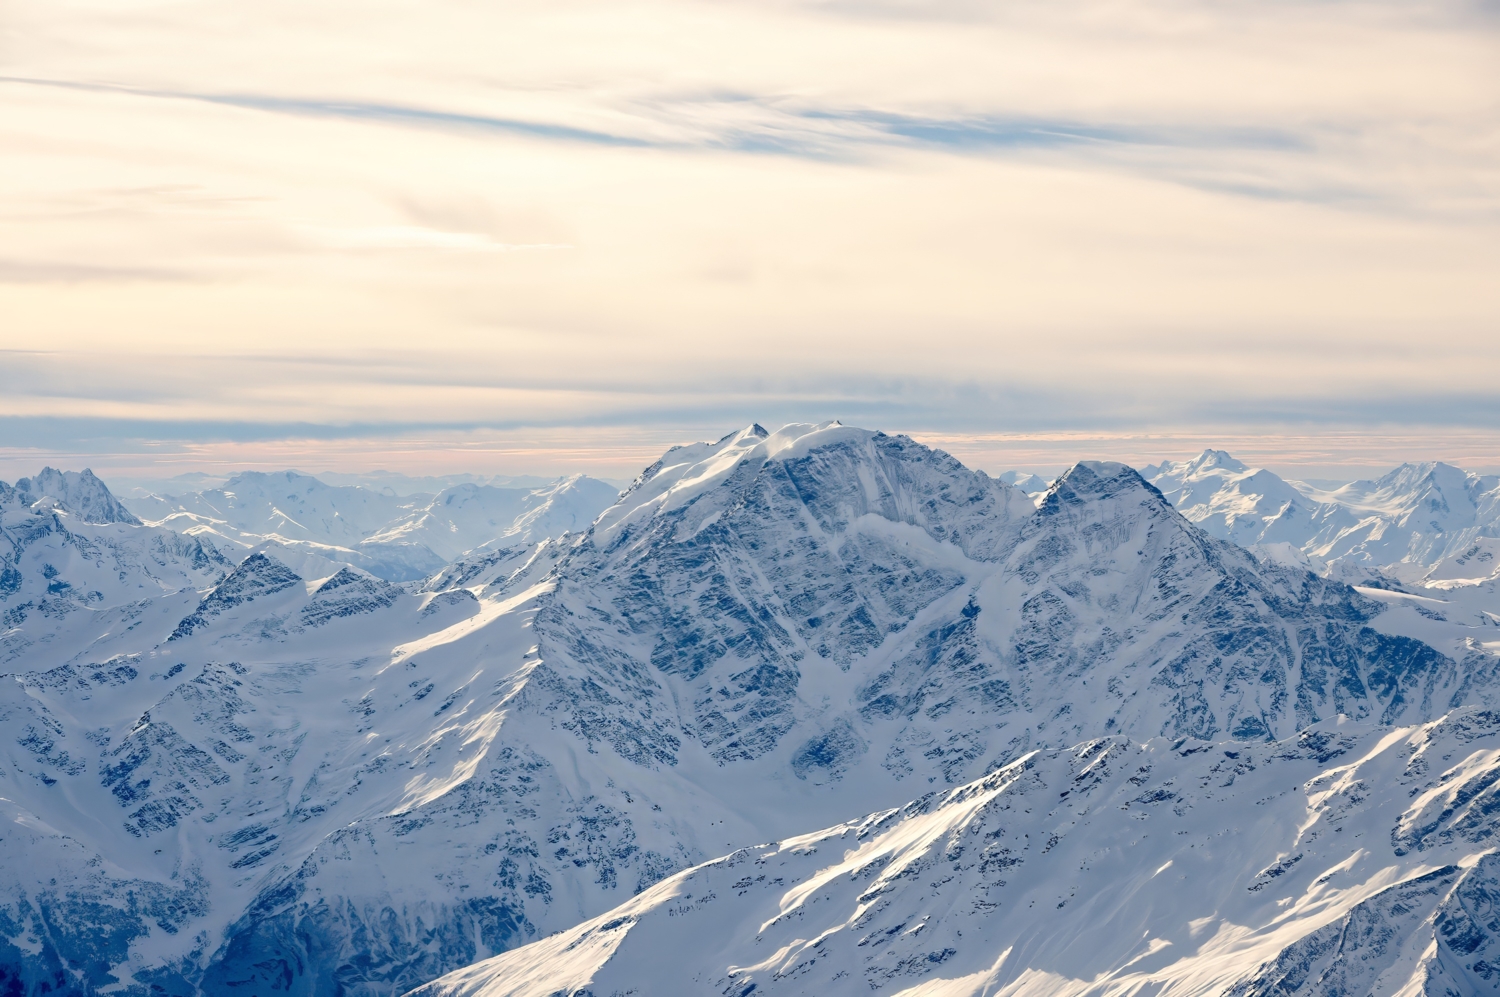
left=122, top=471, right=621, bottom=580
left=1, top=425, right=1497, bottom=997
left=1144, top=450, right=1500, bottom=585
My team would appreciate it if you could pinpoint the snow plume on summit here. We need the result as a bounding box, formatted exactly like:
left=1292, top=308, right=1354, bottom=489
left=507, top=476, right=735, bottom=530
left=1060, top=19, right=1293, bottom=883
left=0, top=425, right=1497, bottom=997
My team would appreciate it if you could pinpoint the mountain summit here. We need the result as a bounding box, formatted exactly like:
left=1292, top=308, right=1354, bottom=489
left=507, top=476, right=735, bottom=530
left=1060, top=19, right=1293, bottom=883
left=3, top=467, right=141, bottom=524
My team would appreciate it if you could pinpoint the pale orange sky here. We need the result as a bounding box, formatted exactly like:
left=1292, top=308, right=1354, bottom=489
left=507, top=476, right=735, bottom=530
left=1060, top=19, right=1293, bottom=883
left=2, top=0, right=1497, bottom=480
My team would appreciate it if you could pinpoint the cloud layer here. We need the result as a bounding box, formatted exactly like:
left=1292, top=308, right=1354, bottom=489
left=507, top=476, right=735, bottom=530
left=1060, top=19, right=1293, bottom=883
left=1, top=0, right=1497, bottom=473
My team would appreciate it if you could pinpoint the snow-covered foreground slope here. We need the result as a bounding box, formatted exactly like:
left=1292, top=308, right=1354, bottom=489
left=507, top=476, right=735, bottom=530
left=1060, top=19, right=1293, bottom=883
left=3, top=428, right=1499, bottom=997
left=1145, top=450, right=1500, bottom=591
left=413, top=709, right=1500, bottom=997
left=124, top=471, right=619, bottom=580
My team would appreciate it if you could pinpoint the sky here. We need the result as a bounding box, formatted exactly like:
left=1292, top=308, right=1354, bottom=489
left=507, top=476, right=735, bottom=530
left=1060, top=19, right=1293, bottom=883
left=2, top=0, right=1498, bottom=482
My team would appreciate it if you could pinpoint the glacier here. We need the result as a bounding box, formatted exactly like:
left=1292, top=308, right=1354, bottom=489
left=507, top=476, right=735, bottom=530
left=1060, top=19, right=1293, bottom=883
left=1, top=425, right=1497, bottom=997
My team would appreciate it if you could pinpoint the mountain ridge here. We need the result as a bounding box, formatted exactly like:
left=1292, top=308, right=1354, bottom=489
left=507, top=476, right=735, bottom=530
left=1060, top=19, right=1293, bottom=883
left=0, top=426, right=1495, bottom=997
left=2, top=467, right=142, bottom=525
left=411, top=707, right=1500, bottom=997
left=1146, top=450, right=1500, bottom=585
left=123, top=470, right=621, bottom=581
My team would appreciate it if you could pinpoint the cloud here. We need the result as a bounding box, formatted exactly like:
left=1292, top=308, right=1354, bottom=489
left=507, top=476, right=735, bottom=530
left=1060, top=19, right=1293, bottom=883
left=0, top=0, right=1496, bottom=468
left=0, top=75, right=1430, bottom=215
left=1, top=74, right=1303, bottom=160
left=2, top=346, right=1497, bottom=436
left=297, top=225, right=572, bottom=252
left=0, top=258, right=193, bottom=283
left=0, top=76, right=652, bottom=148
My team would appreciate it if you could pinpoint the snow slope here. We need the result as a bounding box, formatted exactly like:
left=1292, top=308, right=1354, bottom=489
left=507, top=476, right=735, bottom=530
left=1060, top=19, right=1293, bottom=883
left=413, top=709, right=1500, bottom=997
left=2, top=429, right=1497, bottom=997
left=0, top=543, right=524, bottom=996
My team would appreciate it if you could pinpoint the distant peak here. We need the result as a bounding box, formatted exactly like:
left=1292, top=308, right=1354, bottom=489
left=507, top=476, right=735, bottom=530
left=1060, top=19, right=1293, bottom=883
left=1074, top=460, right=1131, bottom=477
left=314, top=566, right=367, bottom=594
left=226, top=469, right=318, bottom=486
left=227, top=551, right=303, bottom=582
left=8, top=466, right=141, bottom=525
left=1188, top=449, right=1248, bottom=473
left=1042, top=460, right=1167, bottom=513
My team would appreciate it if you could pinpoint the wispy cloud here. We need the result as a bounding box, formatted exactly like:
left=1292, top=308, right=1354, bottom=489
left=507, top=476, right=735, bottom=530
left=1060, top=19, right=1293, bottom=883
left=1, top=0, right=1496, bottom=460
left=0, top=75, right=1302, bottom=160
left=0, top=257, right=193, bottom=283
left=298, top=225, right=572, bottom=252
left=0, top=76, right=652, bottom=148
left=6, top=73, right=1401, bottom=218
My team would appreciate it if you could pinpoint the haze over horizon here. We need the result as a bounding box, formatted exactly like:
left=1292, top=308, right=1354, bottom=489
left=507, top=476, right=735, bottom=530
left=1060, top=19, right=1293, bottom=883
left=6, top=424, right=1500, bottom=489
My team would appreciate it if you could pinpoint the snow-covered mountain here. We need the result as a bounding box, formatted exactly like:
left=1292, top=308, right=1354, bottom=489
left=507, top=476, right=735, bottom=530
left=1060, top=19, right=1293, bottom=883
left=0, top=484, right=231, bottom=671
left=124, top=471, right=620, bottom=580
left=996, top=470, right=1050, bottom=503
left=415, top=708, right=1500, bottom=997
left=1146, top=450, right=1500, bottom=588
left=365, top=475, right=621, bottom=562
left=3, top=467, right=142, bottom=525
left=1, top=428, right=1497, bottom=997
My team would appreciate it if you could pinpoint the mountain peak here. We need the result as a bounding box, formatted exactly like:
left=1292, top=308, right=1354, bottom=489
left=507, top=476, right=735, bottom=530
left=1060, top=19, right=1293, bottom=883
left=1187, top=448, right=1249, bottom=473
left=223, top=468, right=318, bottom=488
left=6, top=467, right=141, bottom=525
left=313, top=565, right=373, bottom=594
left=1374, top=460, right=1470, bottom=492
left=595, top=421, right=861, bottom=538
left=168, top=551, right=303, bottom=640
left=7, top=426, right=1494, bottom=997
left=1042, top=460, right=1164, bottom=513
